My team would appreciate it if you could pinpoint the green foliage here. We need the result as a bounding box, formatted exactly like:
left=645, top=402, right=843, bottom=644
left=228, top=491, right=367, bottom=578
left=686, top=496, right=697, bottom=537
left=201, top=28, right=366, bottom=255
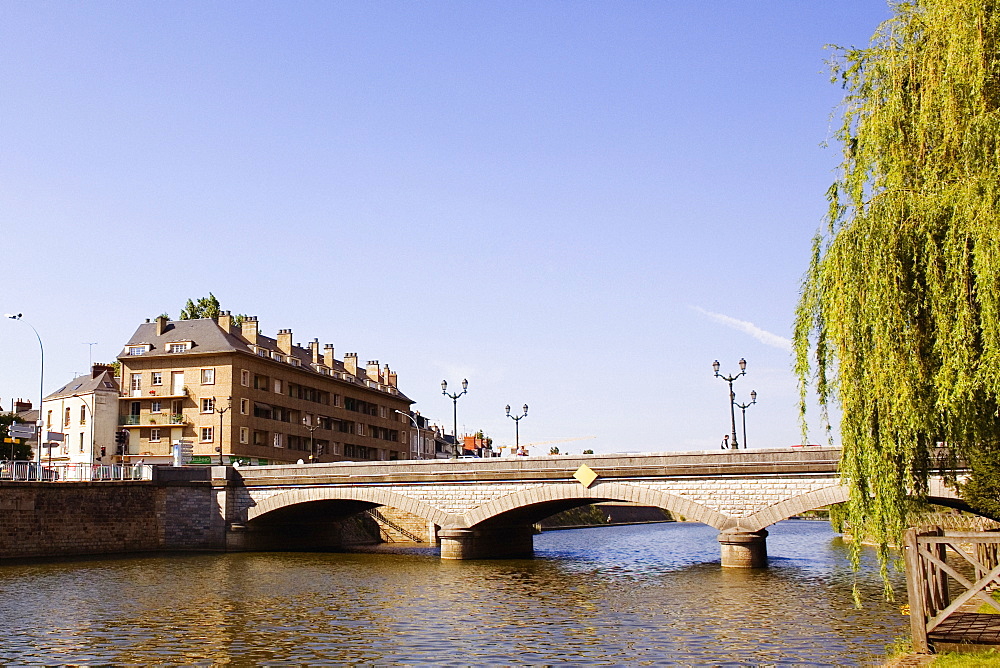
left=549, top=446, right=560, bottom=455
left=582, top=449, right=594, bottom=455
left=795, top=0, right=1000, bottom=582
left=960, top=451, right=1000, bottom=520
left=180, top=293, right=221, bottom=320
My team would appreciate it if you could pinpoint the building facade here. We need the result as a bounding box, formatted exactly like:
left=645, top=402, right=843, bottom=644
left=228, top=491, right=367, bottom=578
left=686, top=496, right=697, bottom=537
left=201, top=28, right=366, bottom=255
left=40, top=365, right=120, bottom=465
left=117, top=314, right=413, bottom=465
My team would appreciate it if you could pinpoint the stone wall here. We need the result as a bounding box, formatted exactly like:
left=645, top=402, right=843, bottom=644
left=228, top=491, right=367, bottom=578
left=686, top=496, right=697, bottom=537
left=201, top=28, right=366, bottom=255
left=0, top=477, right=222, bottom=561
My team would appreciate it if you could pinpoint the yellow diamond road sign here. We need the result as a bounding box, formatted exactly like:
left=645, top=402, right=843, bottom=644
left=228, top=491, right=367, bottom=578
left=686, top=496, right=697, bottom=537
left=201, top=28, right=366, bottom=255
left=573, top=464, right=598, bottom=488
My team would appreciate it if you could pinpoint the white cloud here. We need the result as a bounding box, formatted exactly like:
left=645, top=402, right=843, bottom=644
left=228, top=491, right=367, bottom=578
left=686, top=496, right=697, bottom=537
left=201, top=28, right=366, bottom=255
left=693, top=307, right=793, bottom=352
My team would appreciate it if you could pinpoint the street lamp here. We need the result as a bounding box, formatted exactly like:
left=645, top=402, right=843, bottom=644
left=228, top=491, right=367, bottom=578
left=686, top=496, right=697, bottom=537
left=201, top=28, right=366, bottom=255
left=505, top=404, right=528, bottom=456
left=713, top=358, right=747, bottom=450
left=733, top=390, right=757, bottom=449
left=5, top=314, right=43, bottom=468
left=441, top=378, right=468, bottom=458
left=395, top=410, right=421, bottom=460
left=303, top=415, right=321, bottom=463
left=214, top=396, right=231, bottom=466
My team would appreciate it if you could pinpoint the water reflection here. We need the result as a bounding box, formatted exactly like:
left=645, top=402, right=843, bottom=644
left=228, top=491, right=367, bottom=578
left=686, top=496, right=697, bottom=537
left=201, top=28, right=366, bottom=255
left=0, top=520, right=904, bottom=665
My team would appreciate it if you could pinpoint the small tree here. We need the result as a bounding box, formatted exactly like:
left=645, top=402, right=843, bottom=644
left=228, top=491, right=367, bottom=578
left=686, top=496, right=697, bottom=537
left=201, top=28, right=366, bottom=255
left=549, top=446, right=560, bottom=455
left=180, top=294, right=221, bottom=320
left=583, top=449, right=594, bottom=455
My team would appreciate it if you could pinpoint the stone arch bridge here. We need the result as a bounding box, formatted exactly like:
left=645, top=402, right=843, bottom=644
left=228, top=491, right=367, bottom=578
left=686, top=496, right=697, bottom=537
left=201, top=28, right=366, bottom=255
left=214, top=447, right=963, bottom=567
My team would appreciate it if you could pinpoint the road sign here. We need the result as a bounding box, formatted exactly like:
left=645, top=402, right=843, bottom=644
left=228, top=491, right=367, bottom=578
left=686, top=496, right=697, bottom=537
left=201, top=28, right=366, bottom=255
left=3, top=438, right=20, bottom=444
left=8, top=424, right=35, bottom=438
left=46, top=432, right=65, bottom=442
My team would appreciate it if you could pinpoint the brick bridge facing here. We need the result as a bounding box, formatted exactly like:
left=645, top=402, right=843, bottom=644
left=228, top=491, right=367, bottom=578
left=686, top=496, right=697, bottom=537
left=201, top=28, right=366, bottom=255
left=220, top=447, right=963, bottom=567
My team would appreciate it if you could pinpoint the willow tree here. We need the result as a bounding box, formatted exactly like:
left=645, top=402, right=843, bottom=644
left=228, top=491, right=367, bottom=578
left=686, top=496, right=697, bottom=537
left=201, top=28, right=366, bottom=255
left=795, top=0, right=1000, bottom=577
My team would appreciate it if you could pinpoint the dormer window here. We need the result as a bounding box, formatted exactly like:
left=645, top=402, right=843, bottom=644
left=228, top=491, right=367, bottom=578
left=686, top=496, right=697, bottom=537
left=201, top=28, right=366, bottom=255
left=257, top=348, right=269, bottom=358
left=271, top=352, right=285, bottom=362
left=128, top=345, right=150, bottom=356
left=288, top=358, right=300, bottom=367
left=167, top=341, right=192, bottom=353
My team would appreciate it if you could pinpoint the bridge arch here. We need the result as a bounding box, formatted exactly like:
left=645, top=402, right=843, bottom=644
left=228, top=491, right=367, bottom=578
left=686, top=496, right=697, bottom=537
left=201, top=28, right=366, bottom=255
left=464, top=481, right=729, bottom=530
left=243, top=486, right=455, bottom=528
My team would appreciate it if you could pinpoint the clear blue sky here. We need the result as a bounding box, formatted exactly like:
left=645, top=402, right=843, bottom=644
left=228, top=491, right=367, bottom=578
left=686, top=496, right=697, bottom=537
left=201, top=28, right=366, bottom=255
left=1, top=1, right=891, bottom=453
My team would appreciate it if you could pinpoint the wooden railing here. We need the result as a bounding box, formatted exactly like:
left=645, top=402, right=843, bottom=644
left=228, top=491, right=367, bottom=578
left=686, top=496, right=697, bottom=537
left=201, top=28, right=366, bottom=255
left=904, top=527, right=1000, bottom=652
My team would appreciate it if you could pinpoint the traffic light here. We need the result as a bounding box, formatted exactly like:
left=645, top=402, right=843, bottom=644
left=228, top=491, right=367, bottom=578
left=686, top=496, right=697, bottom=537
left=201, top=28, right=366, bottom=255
left=316, top=444, right=323, bottom=456
left=100, top=446, right=106, bottom=458
left=115, top=431, right=127, bottom=445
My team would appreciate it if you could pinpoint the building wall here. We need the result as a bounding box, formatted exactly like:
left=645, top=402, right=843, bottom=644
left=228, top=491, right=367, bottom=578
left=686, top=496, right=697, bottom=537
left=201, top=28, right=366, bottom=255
left=120, top=348, right=412, bottom=464
left=40, top=391, right=119, bottom=465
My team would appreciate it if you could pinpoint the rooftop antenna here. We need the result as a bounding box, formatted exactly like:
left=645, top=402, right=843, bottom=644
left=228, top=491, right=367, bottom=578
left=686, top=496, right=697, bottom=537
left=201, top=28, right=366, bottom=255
left=83, top=342, right=97, bottom=368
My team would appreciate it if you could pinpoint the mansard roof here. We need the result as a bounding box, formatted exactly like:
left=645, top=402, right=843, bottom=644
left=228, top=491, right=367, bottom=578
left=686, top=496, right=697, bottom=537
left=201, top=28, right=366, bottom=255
left=119, top=318, right=410, bottom=402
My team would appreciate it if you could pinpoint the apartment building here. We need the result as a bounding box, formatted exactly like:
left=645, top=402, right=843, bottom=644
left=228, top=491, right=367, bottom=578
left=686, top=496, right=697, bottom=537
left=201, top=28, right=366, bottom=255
left=40, top=365, right=120, bottom=465
left=117, top=313, right=413, bottom=465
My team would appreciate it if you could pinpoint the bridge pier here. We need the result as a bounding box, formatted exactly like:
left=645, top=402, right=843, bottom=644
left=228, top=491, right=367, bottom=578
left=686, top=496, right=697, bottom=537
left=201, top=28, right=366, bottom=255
left=717, top=529, right=768, bottom=568
left=439, top=526, right=535, bottom=560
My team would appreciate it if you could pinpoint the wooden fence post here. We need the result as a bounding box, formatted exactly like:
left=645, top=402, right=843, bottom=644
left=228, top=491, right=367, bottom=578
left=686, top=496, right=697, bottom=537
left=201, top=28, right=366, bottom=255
left=904, top=527, right=930, bottom=654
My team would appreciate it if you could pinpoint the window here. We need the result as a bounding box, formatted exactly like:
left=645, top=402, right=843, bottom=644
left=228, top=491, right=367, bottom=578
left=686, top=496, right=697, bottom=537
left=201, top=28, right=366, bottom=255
left=152, top=372, right=162, bottom=385
left=273, top=379, right=282, bottom=394
left=333, top=394, right=341, bottom=407
left=131, top=374, right=141, bottom=392
left=257, top=348, right=269, bottom=357
left=273, top=432, right=283, bottom=448
left=128, top=345, right=148, bottom=355
left=201, top=398, right=215, bottom=413
left=356, top=423, right=365, bottom=436
left=151, top=401, right=162, bottom=413
left=201, top=369, right=215, bottom=385
left=241, top=370, right=250, bottom=387
left=253, top=430, right=267, bottom=446
left=64, top=407, right=71, bottom=427
left=46, top=410, right=52, bottom=429
left=271, top=352, right=284, bottom=363
left=239, top=427, right=249, bottom=444
left=80, top=405, right=86, bottom=425
left=240, top=398, right=248, bottom=415
left=254, top=375, right=268, bottom=391
left=168, top=342, right=189, bottom=353
left=150, top=428, right=161, bottom=442
left=380, top=406, right=386, bottom=419
left=79, top=432, right=84, bottom=453
left=200, top=427, right=214, bottom=442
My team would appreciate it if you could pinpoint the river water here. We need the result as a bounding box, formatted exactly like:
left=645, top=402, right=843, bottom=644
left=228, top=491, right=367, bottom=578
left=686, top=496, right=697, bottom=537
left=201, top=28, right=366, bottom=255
left=0, top=520, right=906, bottom=665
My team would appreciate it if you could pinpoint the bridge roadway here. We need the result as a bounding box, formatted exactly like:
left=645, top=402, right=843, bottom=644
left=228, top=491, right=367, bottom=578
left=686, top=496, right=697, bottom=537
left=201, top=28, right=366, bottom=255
left=216, top=446, right=963, bottom=567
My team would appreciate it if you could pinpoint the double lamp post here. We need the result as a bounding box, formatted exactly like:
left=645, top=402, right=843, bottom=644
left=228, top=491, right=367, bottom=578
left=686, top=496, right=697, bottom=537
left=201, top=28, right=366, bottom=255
left=713, top=358, right=756, bottom=449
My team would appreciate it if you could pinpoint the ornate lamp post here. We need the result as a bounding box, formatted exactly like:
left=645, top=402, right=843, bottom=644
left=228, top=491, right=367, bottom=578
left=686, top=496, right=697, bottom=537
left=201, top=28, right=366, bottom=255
left=214, top=396, right=231, bottom=466
left=733, top=390, right=757, bottom=449
left=441, top=378, right=468, bottom=457
left=505, top=404, right=528, bottom=455
left=303, top=416, right=321, bottom=463
left=5, top=314, right=43, bottom=469
left=713, top=358, right=747, bottom=450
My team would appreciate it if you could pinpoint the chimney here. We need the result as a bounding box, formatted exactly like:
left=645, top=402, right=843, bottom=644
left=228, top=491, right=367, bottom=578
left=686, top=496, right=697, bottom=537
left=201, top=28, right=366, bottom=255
left=323, top=344, right=335, bottom=368
left=384, top=364, right=397, bottom=387
left=366, top=360, right=381, bottom=382
left=309, top=339, right=320, bottom=364
left=92, top=363, right=113, bottom=379
left=277, top=329, right=293, bottom=354
left=241, top=316, right=259, bottom=344
left=344, top=353, right=358, bottom=376
left=155, top=315, right=168, bottom=336
left=217, top=310, right=232, bottom=334
left=14, top=399, right=31, bottom=413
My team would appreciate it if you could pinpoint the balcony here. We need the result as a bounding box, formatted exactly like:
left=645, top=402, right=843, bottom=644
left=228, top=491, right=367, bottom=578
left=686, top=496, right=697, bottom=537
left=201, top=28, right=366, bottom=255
left=119, top=414, right=187, bottom=427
